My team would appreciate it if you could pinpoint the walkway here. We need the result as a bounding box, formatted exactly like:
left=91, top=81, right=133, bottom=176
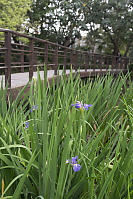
left=0, top=69, right=125, bottom=89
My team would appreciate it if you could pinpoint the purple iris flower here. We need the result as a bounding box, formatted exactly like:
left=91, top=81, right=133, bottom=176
left=71, top=156, right=78, bottom=164
left=73, top=164, right=81, bottom=172
left=30, top=104, right=38, bottom=113
left=66, top=160, right=69, bottom=164
left=66, top=156, right=81, bottom=172
left=24, top=122, right=29, bottom=130
left=71, top=102, right=83, bottom=109
left=84, top=103, right=93, bottom=110
left=71, top=101, right=92, bottom=110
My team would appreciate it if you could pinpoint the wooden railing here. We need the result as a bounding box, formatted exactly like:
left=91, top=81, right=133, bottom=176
left=0, top=28, right=130, bottom=88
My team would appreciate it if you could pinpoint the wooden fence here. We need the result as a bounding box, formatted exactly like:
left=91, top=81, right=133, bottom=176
left=0, top=28, right=130, bottom=88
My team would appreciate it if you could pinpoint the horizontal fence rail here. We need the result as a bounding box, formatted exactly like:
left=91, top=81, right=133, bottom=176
left=0, top=28, right=131, bottom=88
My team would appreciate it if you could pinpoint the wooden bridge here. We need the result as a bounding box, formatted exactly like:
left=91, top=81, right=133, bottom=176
left=0, top=28, right=131, bottom=90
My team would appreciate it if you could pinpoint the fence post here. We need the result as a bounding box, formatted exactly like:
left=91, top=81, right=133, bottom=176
left=85, top=52, right=89, bottom=71
left=21, top=46, right=24, bottom=72
left=34, top=50, right=37, bottom=71
left=99, top=55, right=102, bottom=72
left=70, top=50, right=73, bottom=68
left=44, top=42, right=48, bottom=68
left=71, top=51, right=77, bottom=70
left=64, top=48, right=67, bottom=72
left=80, top=52, right=84, bottom=69
left=75, top=51, right=78, bottom=70
left=54, top=45, right=58, bottom=75
left=93, top=54, right=96, bottom=73
left=105, top=56, right=109, bottom=70
left=29, top=38, right=34, bottom=80
left=4, top=31, right=11, bottom=88
left=112, top=56, right=116, bottom=70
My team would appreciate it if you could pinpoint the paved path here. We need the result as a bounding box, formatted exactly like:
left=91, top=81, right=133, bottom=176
left=0, top=69, right=121, bottom=89
left=0, top=70, right=73, bottom=89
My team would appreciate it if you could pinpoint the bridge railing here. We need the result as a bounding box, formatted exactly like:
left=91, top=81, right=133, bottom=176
left=0, top=28, right=130, bottom=88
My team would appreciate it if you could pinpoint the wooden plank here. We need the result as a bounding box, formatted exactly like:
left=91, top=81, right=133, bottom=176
left=29, top=38, right=34, bottom=80
left=4, top=31, right=11, bottom=87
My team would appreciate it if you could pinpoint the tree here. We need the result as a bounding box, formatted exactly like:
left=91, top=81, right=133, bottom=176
left=27, top=0, right=84, bottom=46
left=0, top=0, right=31, bottom=31
left=23, top=0, right=133, bottom=56
left=81, top=0, right=133, bottom=56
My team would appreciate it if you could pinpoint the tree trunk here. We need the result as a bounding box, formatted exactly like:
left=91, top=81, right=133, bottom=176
left=113, top=42, right=120, bottom=56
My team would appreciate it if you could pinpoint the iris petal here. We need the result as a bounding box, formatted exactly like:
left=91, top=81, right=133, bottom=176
left=73, top=164, right=81, bottom=172
left=66, top=160, right=69, bottom=164
left=66, top=156, right=81, bottom=172
left=24, top=122, right=29, bottom=130
left=71, top=101, right=92, bottom=110
left=71, top=156, right=78, bottom=164
left=30, top=104, right=39, bottom=113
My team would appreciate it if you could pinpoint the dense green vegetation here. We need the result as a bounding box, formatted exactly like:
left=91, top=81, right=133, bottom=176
left=82, top=0, right=133, bottom=56
left=0, top=0, right=31, bottom=31
left=27, top=0, right=133, bottom=56
left=0, top=70, right=132, bottom=198
left=0, top=0, right=133, bottom=56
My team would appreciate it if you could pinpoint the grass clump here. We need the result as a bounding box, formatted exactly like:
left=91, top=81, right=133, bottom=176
left=0, top=69, right=133, bottom=199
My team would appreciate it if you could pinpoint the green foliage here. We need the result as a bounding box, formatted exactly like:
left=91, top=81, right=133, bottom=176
left=82, top=0, right=133, bottom=56
left=0, top=69, right=133, bottom=198
left=0, top=0, right=32, bottom=31
left=28, top=0, right=83, bottom=46
left=27, top=0, right=133, bottom=56
left=0, top=0, right=133, bottom=57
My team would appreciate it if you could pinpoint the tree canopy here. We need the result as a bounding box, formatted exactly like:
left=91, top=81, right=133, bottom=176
left=0, top=0, right=133, bottom=56
left=27, top=0, right=84, bottom=46
left=0, top=0, right=31, bottom=31
left=81, top=0, right=133, bottom=56
left=27, top=0, right=133, bottom=55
